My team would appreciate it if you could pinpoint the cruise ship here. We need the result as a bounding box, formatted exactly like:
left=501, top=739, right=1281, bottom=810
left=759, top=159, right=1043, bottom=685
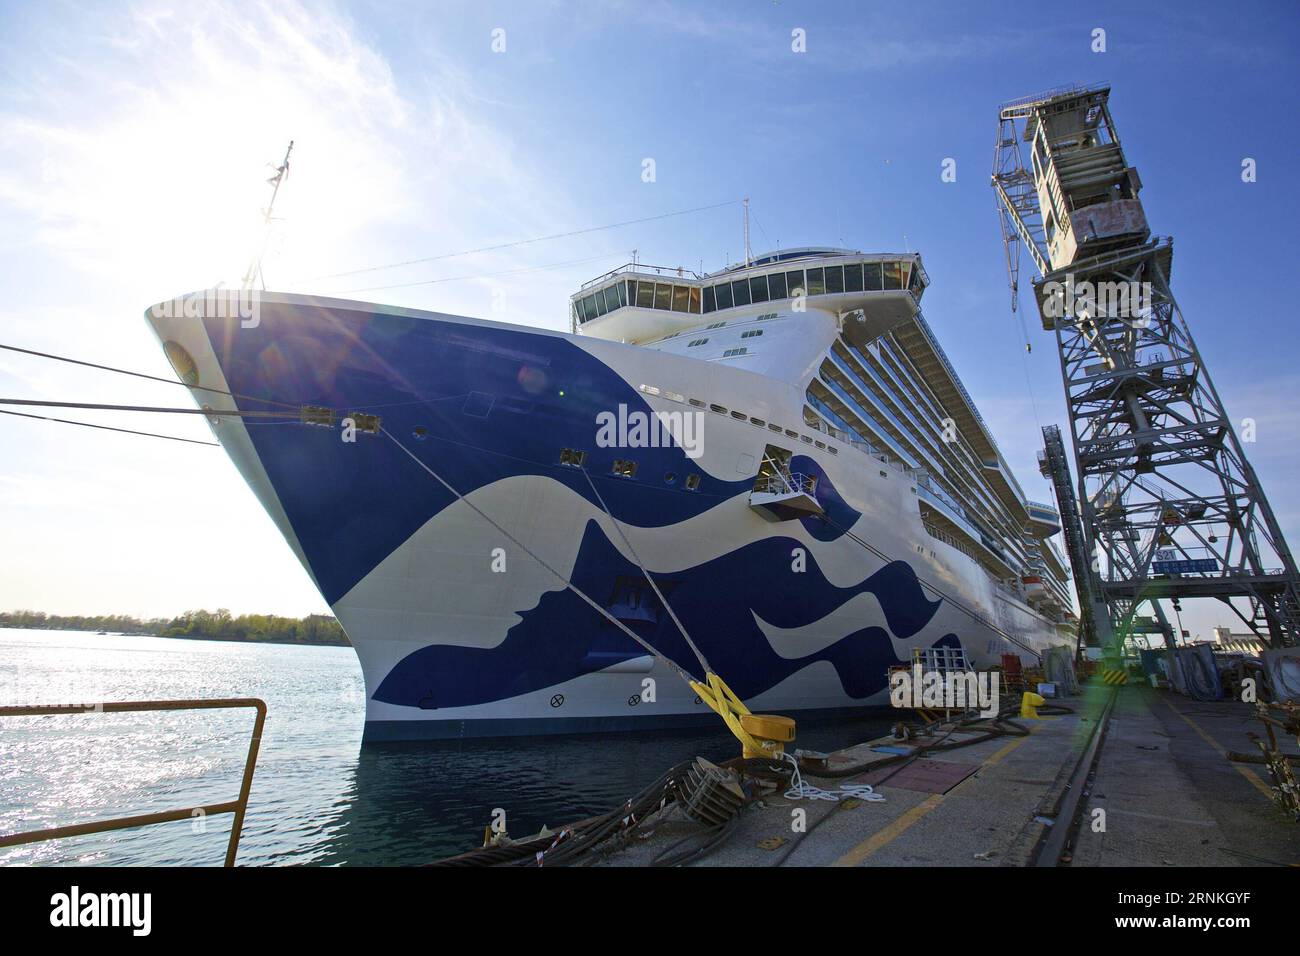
left=146, top=247, right=1076, bottom=740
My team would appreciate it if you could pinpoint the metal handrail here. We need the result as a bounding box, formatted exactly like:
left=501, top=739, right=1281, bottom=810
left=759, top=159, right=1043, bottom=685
left=754, top=472, right=816, bottom=496
left=577, top=261, right=704, bottom=291
left=0, top=698, right=267, bottom=866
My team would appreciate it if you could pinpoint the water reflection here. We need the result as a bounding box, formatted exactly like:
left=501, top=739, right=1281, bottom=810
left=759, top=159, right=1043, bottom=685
left=1, top=629, right=892, bottom=866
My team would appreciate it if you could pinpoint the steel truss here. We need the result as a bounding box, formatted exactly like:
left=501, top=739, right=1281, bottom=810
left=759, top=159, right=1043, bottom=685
left=993, top=85, right=1300, bottom=649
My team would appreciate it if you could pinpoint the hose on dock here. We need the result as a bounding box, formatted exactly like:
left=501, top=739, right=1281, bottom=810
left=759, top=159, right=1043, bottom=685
left=792, top=711, right=1030, bottom=782
left=427, top=701, right=1052, bottom=867
left=429, top=759, right=699, bottom=867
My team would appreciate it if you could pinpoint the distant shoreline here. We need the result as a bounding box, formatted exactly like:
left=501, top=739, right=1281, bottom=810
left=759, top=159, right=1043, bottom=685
left=2, top=625, right=351, bottom=648
left=0, top=611, right=350, bottom=647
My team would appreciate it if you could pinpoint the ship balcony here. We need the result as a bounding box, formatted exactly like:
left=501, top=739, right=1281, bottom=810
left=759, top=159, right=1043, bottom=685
left=748, top=472, right=822, bottom=522
left=917, top=499, right=1017, bottom=579
left=1025, top=499, right=1062, bottom=536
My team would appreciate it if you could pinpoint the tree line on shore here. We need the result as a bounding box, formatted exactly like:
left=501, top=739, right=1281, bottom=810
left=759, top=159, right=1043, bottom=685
left=0, top=608, right=350, bottom=646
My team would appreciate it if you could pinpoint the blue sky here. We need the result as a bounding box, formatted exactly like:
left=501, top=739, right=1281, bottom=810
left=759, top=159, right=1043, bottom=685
left=0, top=0, right=1296, bottom=640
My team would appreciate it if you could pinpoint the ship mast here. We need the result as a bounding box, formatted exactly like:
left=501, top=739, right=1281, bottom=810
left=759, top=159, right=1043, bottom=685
left=241, top=140, right=294, bottom=292
left=742, top=196, right=752, bottom=266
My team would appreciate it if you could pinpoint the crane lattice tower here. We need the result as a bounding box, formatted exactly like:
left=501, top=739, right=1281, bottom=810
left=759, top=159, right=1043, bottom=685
left=992, top=83, right=1299, bottom=650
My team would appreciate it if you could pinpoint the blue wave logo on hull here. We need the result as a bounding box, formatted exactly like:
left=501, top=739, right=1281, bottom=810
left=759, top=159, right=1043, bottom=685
left=374, top=519, right=945, bottom=710
left=204, top=303, right=756, bottom=604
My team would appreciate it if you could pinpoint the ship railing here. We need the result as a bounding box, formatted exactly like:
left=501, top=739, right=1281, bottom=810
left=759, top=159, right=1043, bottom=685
left=0, top=698, right=267, bottom=867
left=754, top=472, right=817, bottom=496
left=921, top=521, right=977, bottom=563
left=577, top=261, right=705, bottom=292
left=998, top=81, right=1109, bottom=117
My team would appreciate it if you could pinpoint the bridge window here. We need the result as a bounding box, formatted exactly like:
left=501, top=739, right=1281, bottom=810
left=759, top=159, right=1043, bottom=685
left=731, top=279, right=751, bottom=306
left=825, top=265, right=844, bottom=294
left=715, top=282, right=733, bottom=309
left=750, top=275, right=769, bottom=303
left=883, top=261, right=902, bottom=290
left=603, top=285, right=620, bottom=313
left=703, top=286, right=716, bottom=313
left=636, top=281, right=655, bottom=308
left=653, top=283, right=672, bottom=310
left=768, top=272, right=787, bottom=299
left=786, top=270, right=804, bottom=297
left=806, top=267, right=825, bottom=296
left=688, top=287, right=702, bottom=313
left=845, top=263, right=864, bottom=292
left=671, top=285, right=689, bottom=313
left=860, top=262, right=880, bottom=291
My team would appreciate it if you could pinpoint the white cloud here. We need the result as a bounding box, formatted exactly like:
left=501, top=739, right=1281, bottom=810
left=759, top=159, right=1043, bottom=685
left=0, top=0, right=609, bottom=618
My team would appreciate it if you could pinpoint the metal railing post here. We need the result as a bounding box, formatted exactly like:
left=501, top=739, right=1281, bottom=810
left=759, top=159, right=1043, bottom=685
left=0, top=698, right=267, bottom=867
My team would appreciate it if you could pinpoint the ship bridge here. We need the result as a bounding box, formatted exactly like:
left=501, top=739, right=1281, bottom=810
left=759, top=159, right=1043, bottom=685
left=570, top=248, right=928, bottom=346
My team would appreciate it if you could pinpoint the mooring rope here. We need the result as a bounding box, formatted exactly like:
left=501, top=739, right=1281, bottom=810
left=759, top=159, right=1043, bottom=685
left=0, top=343, right=299, bottom=409
left=0, top=407, right=219, bottom=446
left=576, top=465, right=712, bottom=677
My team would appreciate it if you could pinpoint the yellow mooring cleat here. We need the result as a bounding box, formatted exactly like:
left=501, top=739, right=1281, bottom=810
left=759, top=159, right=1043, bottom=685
left=691, top=672, right=796, bottom=759
left=1020, top=691, right=1045, bottom=720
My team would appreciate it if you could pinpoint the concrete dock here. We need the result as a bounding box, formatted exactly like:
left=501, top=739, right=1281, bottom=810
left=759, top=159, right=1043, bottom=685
left=580, top=684, right=1300, bottom=867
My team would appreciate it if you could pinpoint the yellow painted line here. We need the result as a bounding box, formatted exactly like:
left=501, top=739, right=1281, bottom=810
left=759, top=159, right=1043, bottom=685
left=1160, top=696, right=1274, bottom=801
left=831, top=793, right=944, bottom=867
left=831, top=731, right=1034, bottom=867
left=984, top=730, right=1036, bottom=767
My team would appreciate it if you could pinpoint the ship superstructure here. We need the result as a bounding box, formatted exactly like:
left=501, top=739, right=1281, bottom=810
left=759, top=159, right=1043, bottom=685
left=146, top=244, right=1075, bottom=740
left=572, top=249, right=1075, bottom=627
